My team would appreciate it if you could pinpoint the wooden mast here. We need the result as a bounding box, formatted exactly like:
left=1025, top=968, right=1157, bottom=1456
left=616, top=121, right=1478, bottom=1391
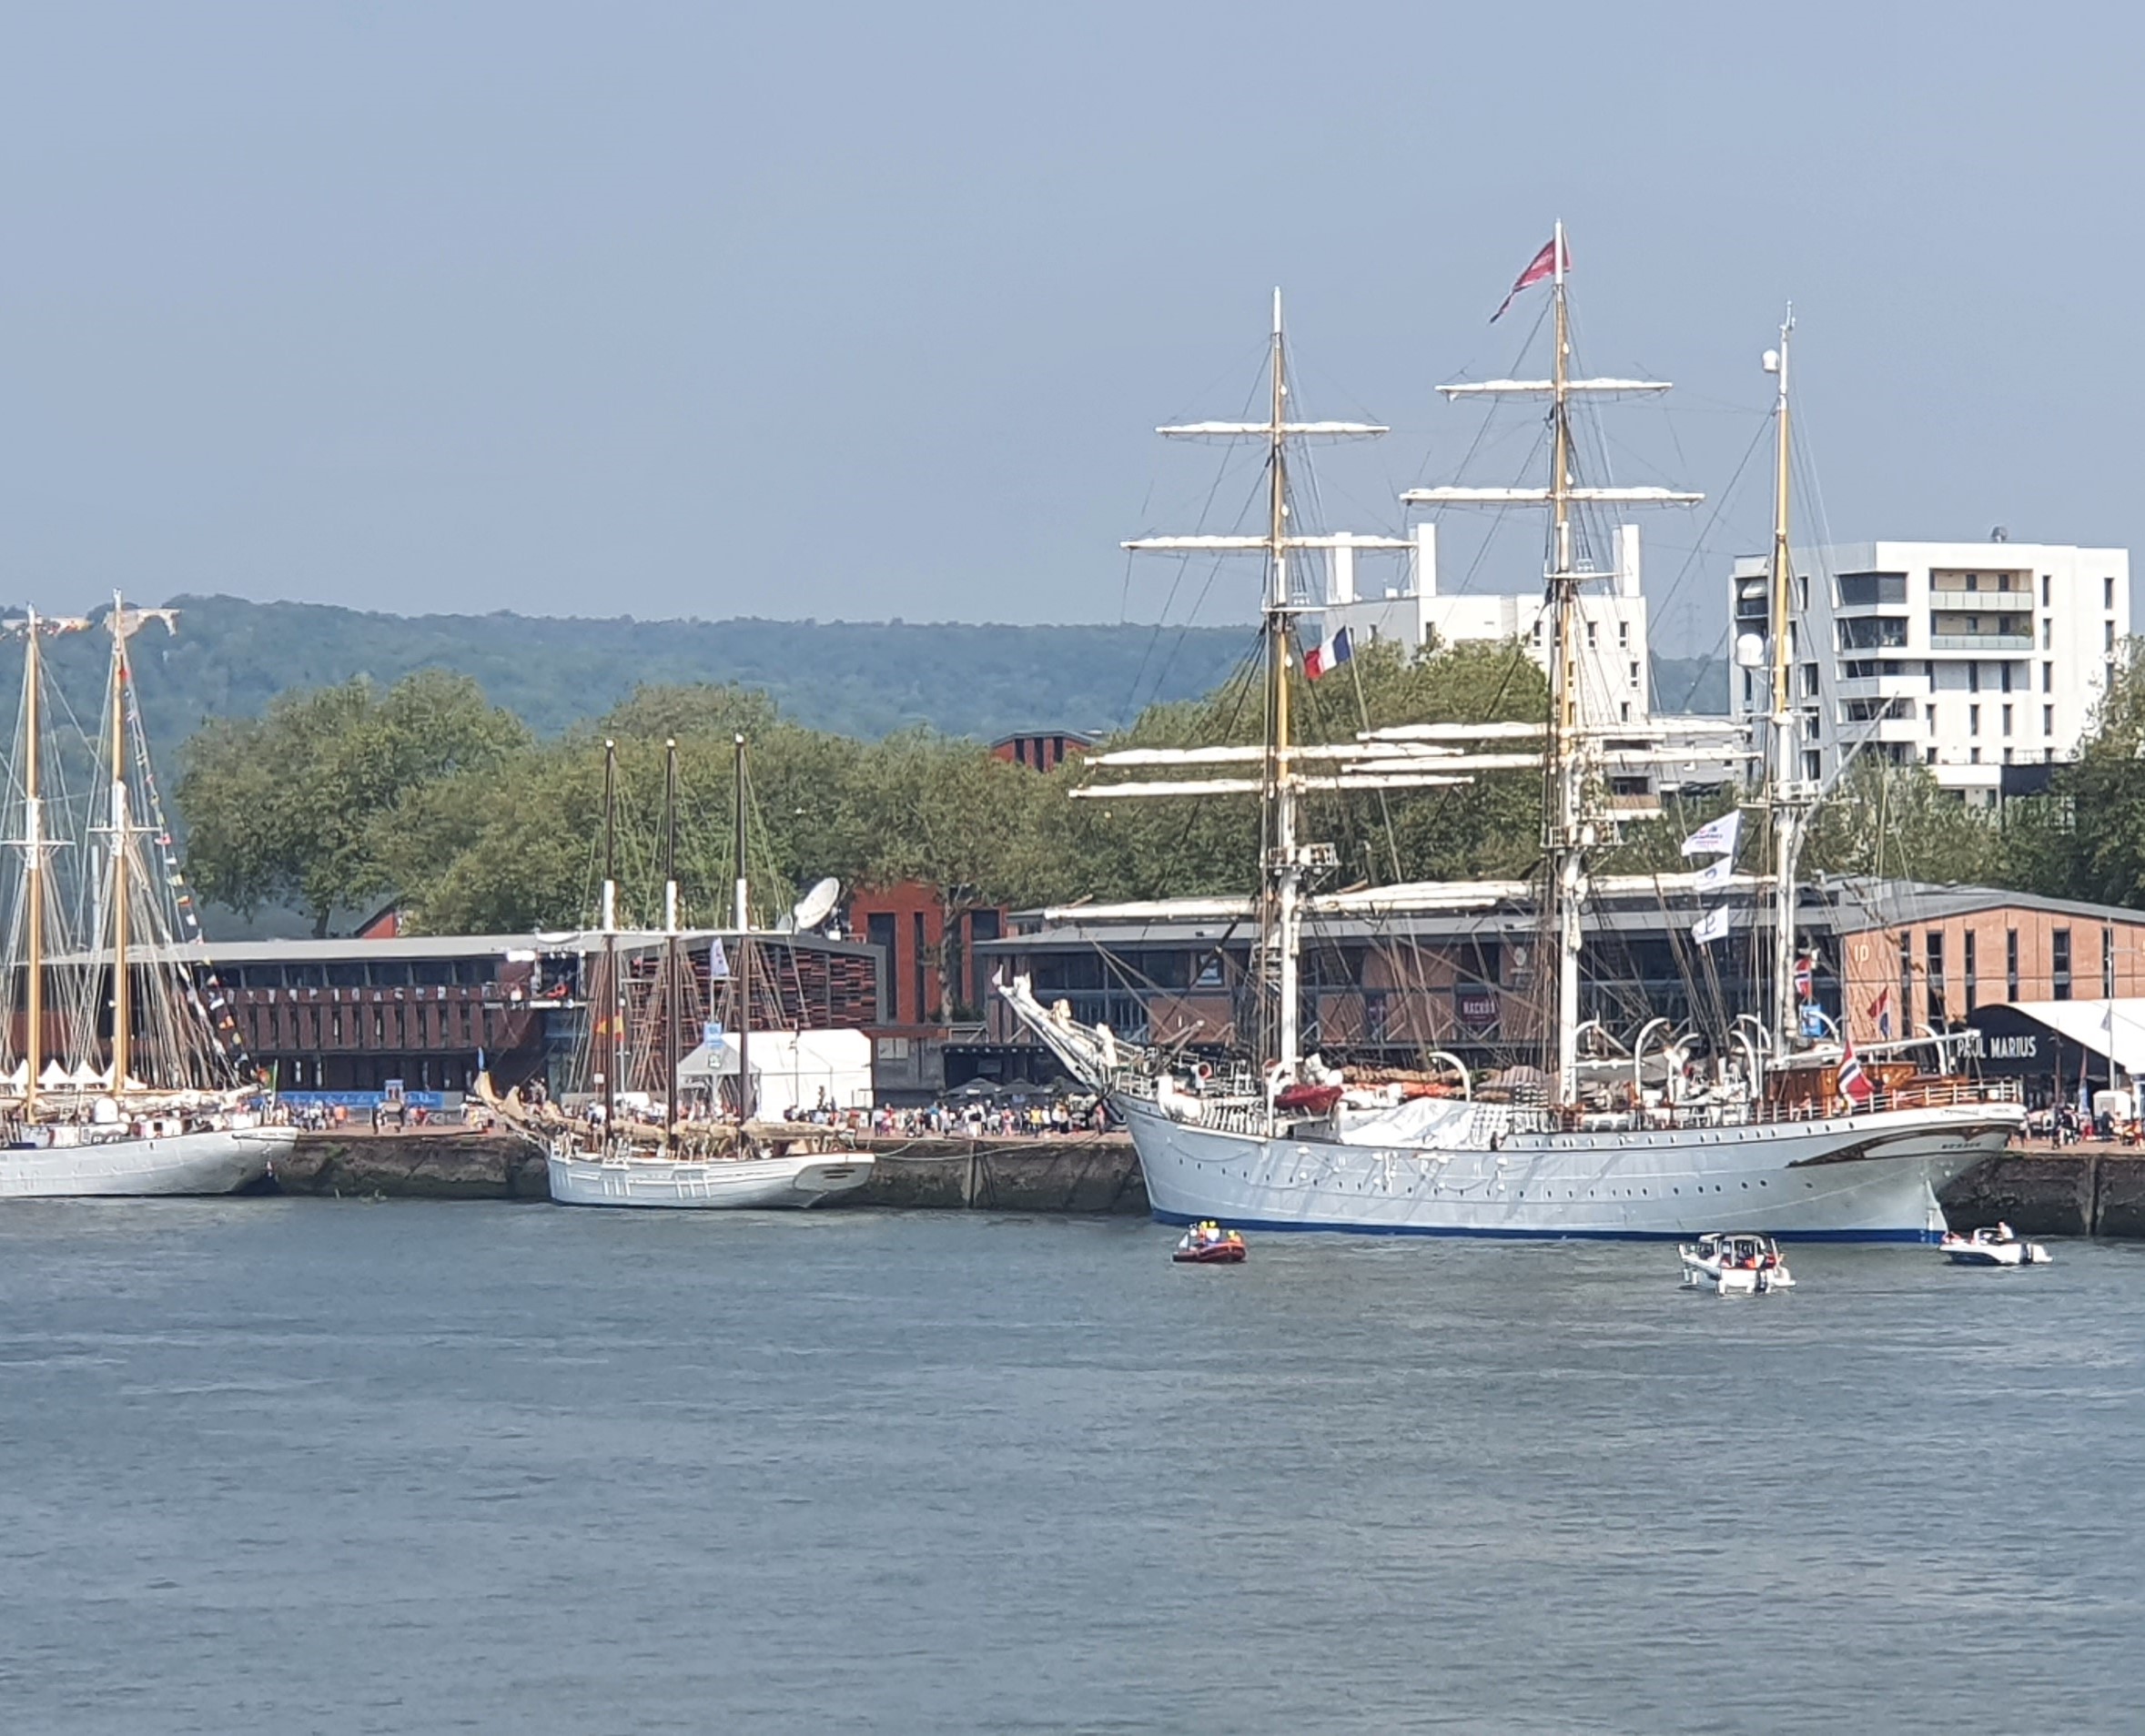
left=1764, top=308, right=1804, bottom=1052
left=663, top=736, right=680, bottom=1151
left=107, top=596, right=132, bottom=1092
left=1543, top=222, right=1586, bottom=1106
left=733, top=733, right=752, bottom=1124
left=600, top=737, right=618, bottom=1143
left=24, top=611, right=44, bottom=1119
left=1263, top=288, right=1304, bottom=1082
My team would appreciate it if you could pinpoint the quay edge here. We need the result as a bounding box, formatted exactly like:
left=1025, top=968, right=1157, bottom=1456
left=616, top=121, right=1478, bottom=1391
left=256, top=1131, right=2145, bottom=1237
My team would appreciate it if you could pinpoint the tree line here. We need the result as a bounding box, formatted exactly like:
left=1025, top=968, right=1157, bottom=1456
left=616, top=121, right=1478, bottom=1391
left=173, top=638, right=2145, bottom=1010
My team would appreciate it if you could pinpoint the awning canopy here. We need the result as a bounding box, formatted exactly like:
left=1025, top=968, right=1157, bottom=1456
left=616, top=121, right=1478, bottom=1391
left=1980, top=999, right=2145, bottom=1074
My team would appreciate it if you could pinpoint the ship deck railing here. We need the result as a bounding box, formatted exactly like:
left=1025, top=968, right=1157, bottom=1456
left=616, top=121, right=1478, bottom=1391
left=1114, top=1073, right=2021, bottom=1141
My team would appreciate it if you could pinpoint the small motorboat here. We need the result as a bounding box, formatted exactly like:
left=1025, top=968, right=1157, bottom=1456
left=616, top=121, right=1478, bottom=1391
left=1174, top=1221, right=1247, bottom=1264
left=1939, top=1222, right=2052, bottom=1267
left=1678, top=1231, right=1794, bottom=1296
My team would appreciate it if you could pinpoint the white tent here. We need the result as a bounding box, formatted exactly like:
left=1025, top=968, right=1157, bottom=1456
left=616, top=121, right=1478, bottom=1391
left=2003, top=999, right=2145, bottom=1075
left=678, top=1028, right=872, bottom=1117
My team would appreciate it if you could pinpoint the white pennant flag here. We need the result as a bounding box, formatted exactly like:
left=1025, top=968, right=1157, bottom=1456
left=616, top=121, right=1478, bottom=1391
left=1694, top=905, right=1733, bottom=946
left=1693, top=854, right=1735, bottom=892
left=1681, top=809, right=1742, bottom=860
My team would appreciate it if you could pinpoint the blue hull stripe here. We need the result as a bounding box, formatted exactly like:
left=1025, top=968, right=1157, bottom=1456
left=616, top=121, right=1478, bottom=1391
left=1147, top=1207, right=1939, bottom=1245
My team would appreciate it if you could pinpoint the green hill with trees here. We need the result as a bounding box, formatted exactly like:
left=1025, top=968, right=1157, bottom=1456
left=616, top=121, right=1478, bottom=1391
left=1, top=593, right=1257, bottom=750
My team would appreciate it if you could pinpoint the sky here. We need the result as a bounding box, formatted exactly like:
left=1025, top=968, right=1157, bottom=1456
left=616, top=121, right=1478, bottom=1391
left=0, top=0, right=2137, bottom=656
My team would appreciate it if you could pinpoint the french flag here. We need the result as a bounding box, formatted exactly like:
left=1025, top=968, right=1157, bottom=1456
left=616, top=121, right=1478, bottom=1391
left=1304, top=626, right=1352, bottom=681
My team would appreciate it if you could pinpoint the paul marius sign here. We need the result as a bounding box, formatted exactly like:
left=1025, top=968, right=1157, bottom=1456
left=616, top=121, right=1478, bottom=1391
left=1965, top=1005, right=2091, bottom=1080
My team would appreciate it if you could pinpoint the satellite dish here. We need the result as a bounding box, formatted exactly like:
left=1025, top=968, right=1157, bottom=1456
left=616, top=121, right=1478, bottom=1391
left=790, top=876, right=840, bottom=933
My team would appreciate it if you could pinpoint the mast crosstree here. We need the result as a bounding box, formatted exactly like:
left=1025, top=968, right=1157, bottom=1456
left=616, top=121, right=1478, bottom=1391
left=1402, top=224, right=1704, bottom=1105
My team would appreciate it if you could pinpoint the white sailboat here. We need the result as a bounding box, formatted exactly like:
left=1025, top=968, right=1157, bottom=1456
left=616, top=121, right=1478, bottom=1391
left=1, top=600, right=294, bottom=1197
left=1001, top=241, right=2022, bottom=1241
left=519, top=734, right=873, bottom=1209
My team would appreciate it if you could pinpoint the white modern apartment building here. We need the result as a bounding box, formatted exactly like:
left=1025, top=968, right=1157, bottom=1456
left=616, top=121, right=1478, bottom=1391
left=1314, top=521, right=1653, bottom=730
left=1729, top=539, right=2130, bottom=804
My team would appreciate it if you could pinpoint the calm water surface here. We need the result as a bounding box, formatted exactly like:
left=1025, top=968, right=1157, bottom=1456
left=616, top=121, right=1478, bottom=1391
left=1, top=1200, right=2140, bottom=1734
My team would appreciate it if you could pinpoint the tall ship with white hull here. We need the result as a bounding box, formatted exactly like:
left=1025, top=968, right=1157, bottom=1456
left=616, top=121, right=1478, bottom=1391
left=1002, top=238, right=2021, bottom=1240
left=2, top=601, right=294, bottom=1197
left=497, top=733, right=872, bottom=1210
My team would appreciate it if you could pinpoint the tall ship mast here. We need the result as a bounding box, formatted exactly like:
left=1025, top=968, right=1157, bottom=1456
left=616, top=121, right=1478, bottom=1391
left=1000, top=241, right=2028, bottom=1241
left=495, top=732, right=874, bottom=1210
left=1401, top=223, right=1703, bottom=1105
left=1760, top=308, right=1820, bottom=1055
left=1, top=596, right=295, bottom=1198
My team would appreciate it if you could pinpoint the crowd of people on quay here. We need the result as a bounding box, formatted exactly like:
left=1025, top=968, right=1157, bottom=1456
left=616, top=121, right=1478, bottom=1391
left=784, top=1093, right=1109, bottom=1139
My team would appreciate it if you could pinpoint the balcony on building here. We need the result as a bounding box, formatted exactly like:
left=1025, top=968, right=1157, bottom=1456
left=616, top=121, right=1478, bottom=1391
left=1835, top=570, right=1909, bottom=611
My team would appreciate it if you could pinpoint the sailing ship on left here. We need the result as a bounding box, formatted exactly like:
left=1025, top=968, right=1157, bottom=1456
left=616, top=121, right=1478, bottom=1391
left=1, top=599, right=295, bottom=1197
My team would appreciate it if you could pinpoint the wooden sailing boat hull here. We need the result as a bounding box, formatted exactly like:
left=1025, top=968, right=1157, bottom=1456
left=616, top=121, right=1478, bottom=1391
left=1121, top=1096, right=2021, bottom=1242
left=0, top=1125, right=294, bottom=1199
left=545, top=1148, right=874, bottom=1209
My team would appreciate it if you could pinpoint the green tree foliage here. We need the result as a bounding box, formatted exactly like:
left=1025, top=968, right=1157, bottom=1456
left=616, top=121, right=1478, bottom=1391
left=177, top=671, right=531, bottom=935
left=2004, top=643, right=2145, bottom=907
left=177, top=639, right=1553, bottom=954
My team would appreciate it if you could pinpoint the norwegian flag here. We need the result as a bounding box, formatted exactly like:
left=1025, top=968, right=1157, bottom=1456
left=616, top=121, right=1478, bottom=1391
left=1838, top=1030, right=1874, bottom=1107
left=1491, top=234, right=1566, bottom=323
left=1794, top=953, right=1815, bottom=1001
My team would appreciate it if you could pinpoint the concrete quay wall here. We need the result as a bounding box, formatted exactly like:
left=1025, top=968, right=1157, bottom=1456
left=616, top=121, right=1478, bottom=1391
left=267, top=1131, right=1148, bottom=1213
left=1938, top=1148, right=2145, bottom=1239
left=265, top=1130, right=2140, bottom=1237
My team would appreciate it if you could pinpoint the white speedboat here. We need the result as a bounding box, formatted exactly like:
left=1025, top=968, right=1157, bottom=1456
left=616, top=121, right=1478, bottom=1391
left=1938, top=1223, right=2052, bottom=1267
left=1679, top=1230, right=1795, bottom=1295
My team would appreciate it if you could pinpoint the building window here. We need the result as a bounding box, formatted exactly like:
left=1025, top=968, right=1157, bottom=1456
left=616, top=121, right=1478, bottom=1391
left=1969, top=746, right=1981, bottom=764
left=1968, top=662, right=1979, bottom=694
left=1797, top=574, right=1810, bottom=612
left=1620, top=701, right=1631, bottom=722
left=1801, top=661, right=1818, bottom=698
left=1585, top=621, right=1598, bottom=647
left=1629, top=660, right=1642, bottom=685
left=1618, top=621, right=1630, bottom=647
left=2000, top=662, right=2013, bottom=693
left=1964, top=930, right=1978, bottom=1014
left=2107, top=620, right=2118, bottom=652
left=2044, top=704, right=2055, bottom=736
left=1927, top=932, right=1946, bottom=1024
left=2043, top=574, right=2052, bottom=608
left=1803, top=749, right=1821, bottom=782
left=1968, top=704, right=1979, bottom=736
left=2107, top=576, right=2117, bottom=611
left=912, top=911, right=928, bottom=1024
left=2043, top=619, right=2052, bottom=650
left=2053, top=927, right=2072, bottom=1001
left=2002, top=704, right=2013, bottom=736
left=2105, top=925, right=2118, bottom=999
left=2007, top=928, right=2019, bottom=1001
left=2043, top=661, right=2053, bottom=692
left=1898, top=932, right=1915, bottom=1033
left=1925, top=702, right=1938, bottom=732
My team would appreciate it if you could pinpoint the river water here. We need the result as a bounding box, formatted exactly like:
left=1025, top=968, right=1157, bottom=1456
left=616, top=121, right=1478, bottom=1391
left=1, top=1200, right=2140, bottom=1734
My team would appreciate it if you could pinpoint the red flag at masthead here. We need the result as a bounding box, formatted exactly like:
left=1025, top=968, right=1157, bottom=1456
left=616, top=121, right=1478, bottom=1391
left=1491, top=234, right=1567, bottom=323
